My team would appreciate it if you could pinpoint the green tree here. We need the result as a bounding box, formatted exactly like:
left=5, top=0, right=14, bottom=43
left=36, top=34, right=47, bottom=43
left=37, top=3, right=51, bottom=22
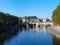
left=52, top=3, right=60, bottom=26
left=0, top=12, right=19, bottom=25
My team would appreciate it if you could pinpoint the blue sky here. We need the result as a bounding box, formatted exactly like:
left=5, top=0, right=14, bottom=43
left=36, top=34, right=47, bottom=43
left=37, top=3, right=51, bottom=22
left=0, top=0, right=60, bottom=18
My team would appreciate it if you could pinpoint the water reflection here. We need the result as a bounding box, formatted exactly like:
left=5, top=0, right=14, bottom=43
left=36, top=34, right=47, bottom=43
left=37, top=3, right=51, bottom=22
left=0, top=26, right=60, bottom=45
left=47, top=26, right=60, bottom=45
left=0, top=28, right=21, bottom=45
left=3, top=26, right=52, bottom=45
left=26, top=26, right=47, bottom=31
left=53, top=35, right=60, bottom=45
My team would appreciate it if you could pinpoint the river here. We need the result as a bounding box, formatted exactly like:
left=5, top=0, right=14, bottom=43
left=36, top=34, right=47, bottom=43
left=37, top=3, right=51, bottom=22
left=1, top=27, right=60, bottom=45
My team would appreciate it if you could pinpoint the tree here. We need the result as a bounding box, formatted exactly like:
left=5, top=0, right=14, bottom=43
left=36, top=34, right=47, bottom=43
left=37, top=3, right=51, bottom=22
left=52, top=3, right=60, bottom=26
left=0, top=12, right=19, bottom=25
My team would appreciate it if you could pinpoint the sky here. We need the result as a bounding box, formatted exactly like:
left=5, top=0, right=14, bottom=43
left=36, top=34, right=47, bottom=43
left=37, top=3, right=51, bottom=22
left=0, top=0, right=60, bottom=18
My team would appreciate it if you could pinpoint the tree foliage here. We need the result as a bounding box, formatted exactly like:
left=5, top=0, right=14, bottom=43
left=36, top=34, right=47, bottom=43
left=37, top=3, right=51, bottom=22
left=52, top=3, right=60, bottom=26
left=0, top=12, right=19, bottom=24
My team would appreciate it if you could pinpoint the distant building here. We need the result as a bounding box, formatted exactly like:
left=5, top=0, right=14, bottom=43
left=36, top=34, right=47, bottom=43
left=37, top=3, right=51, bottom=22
left=22, top=16, right=38, bottom=23
left=28, top=16, right=37, bottom=19
left=22, top=17, right=26, bottom=22
left=21, top=16, right=53, bottom=26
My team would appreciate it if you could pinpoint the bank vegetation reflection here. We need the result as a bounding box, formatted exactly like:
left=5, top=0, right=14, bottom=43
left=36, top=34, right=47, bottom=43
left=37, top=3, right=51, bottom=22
left=0, top=26, right=60, bottom=45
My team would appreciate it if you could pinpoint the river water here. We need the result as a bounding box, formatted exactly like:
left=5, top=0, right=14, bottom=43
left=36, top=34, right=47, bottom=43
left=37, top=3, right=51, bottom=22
left=1, top=27, right=60, bottom=45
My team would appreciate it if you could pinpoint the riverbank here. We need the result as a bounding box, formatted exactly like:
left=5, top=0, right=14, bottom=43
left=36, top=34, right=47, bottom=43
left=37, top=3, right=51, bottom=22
left=53, top=26, right=60, bottom=32
left=47, top=26, right=60, bottom=38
